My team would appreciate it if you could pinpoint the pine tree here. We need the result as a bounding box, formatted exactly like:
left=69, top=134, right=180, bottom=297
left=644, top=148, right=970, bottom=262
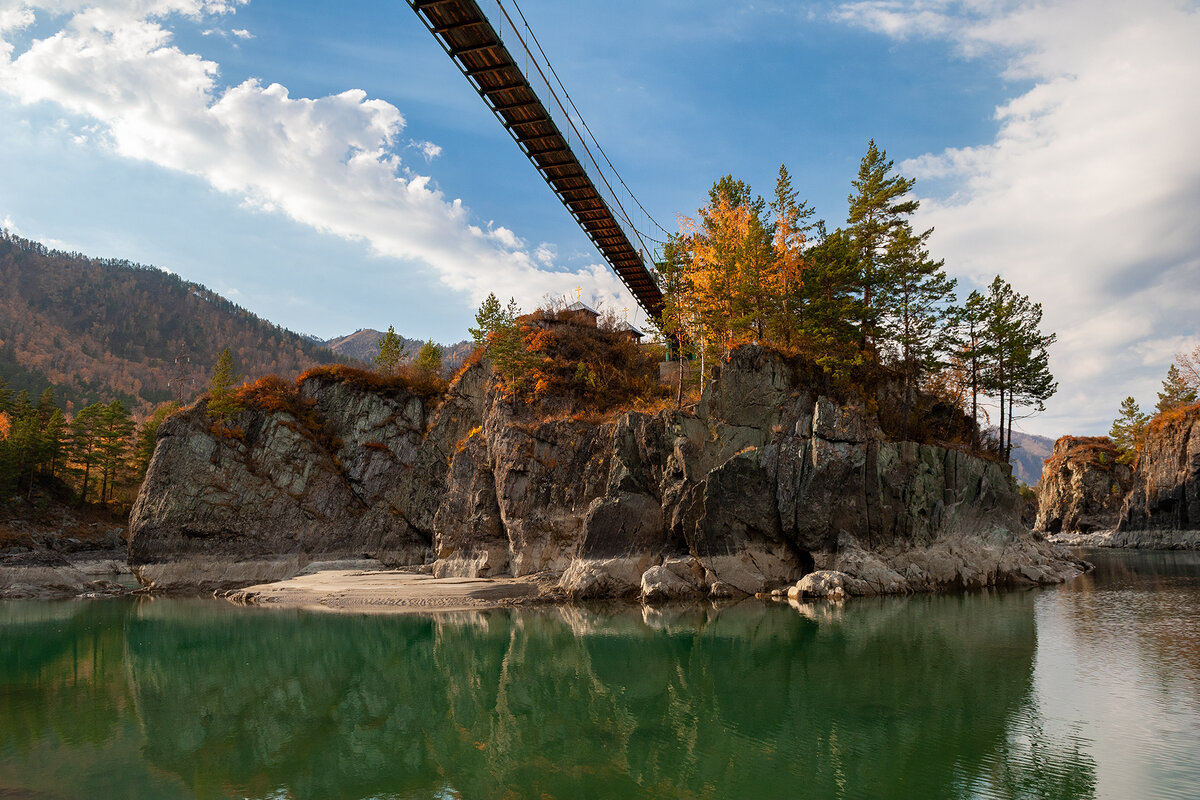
left=944, top=290, right=991, bottom=448
left=414, top=339, right=443, bottom=378
left=135, top=402, right=179, bottom=478
left=70, top=403, right=104, bottom=504
left=768, top=164, right=818, bottom=346
left=879, top=224, right=957, bottom=408
left=469, top=294, right=507, bottom=348
left=96, top=400, right=134, bottom=505
left=1155, top=363, right=1198, bottom=413
left=43, top=409, right=66, bottom=480
left=206, top=348, right=242, bottom=421
left=1110, top=396, right=1148, bottom=463
left=981, top=277, right=1057, bottom=460
left=795, top=227, right=861, bottom=375
left=846, top=140, right=919, bottom=359
left=36, top=386, right=57, bottom=425
left=375, top=325, right=407, bottom=375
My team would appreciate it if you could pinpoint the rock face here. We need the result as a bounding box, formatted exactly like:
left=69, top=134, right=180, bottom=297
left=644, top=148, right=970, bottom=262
left=130, top=346, right=1084, bottom=595
left=1034, top=437, right=1134, bottom=534
left=1117, top=405, right=1200, bottom=544
left=129, top=372, right=437, bottom=589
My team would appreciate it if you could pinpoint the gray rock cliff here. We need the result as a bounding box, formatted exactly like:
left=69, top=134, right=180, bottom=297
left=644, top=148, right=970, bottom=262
left=1117, top=405, right=1200, bottom=544
left=1034, top=437, right=1133, bottom=534
left=129, top=346, right=1083, bottom=595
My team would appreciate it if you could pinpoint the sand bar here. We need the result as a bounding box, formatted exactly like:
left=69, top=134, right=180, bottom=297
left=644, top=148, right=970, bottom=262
left=223, top=567, right=554, bottom=614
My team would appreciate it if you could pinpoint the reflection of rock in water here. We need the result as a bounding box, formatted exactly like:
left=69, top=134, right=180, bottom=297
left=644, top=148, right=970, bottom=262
left=0, top=600, right=189, bottom=798
left=120, top=595, right=1095, bottom=800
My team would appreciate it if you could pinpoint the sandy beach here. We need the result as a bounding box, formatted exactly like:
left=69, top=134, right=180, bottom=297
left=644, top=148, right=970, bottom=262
left=222, top=566, right=556, bottom=614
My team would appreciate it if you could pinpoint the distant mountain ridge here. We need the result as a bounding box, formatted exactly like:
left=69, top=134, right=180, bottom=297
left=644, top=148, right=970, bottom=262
left=325, top=329, right=473, bottom=372
left=0, top=232, right=479, bottom=417
left=0, top=231, right=344, bottom=414
left=988, top=428, right=1056, bottom=486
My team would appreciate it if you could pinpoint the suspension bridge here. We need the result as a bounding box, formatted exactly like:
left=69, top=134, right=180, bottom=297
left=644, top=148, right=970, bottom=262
left=406, top=0, right=667, bottom=325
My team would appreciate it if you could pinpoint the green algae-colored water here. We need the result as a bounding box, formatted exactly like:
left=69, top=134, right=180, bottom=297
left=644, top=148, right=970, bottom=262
left=1, top=549, right=1198, bottom=799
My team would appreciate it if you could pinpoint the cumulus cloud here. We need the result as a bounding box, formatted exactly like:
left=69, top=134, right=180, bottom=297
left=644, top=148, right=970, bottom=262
left=837, top=0, right=1200, bottom=435
left=0, top=1, right=632, bottom=315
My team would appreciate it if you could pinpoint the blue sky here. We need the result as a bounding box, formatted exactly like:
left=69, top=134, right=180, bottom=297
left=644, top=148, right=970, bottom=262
left=1, top=0, right=1198, bottom=438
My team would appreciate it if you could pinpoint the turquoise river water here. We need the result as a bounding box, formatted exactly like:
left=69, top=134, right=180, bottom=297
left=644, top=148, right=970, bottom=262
left=1, top=548, right=1198, bottom=799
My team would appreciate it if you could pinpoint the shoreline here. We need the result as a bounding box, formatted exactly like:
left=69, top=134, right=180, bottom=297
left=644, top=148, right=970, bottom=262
left=1046, top=529, right=1200, bottom=550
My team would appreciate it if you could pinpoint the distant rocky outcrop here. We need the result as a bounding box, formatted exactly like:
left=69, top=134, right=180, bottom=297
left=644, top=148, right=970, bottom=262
left=1035, top=437, right=1134, bottom=534
left=129, top=346, right=1084, bottom=597
left=1116, top=404, right=1200, bottom=547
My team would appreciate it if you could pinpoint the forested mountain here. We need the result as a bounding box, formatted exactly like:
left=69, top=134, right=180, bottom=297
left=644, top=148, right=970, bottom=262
left=325, top=329, right=474, bottom=372
left=0, top=230, right=343, bottom=415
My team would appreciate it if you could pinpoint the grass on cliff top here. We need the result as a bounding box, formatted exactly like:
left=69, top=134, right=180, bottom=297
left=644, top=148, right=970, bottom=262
left=1146, top=400, right=1200, bottom=436
left=299, top=363, right=447, bottom=401
left=1043, top=436, right=1121, bottom=471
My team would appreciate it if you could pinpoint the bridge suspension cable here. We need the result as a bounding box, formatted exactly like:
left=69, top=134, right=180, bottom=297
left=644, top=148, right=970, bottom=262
left=501, top=0, right=674, bottom=242
left=405, top=0, right=667, bottom=323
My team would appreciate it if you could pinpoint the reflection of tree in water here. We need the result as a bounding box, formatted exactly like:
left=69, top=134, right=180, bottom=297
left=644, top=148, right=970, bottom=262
left=0, top=592, right=1102, bottom=799
left=116, top=591, right=1097, bottom=800
left=984, top=705, right=1097, bottom=800
left=0, top=599, right=187, bottom=797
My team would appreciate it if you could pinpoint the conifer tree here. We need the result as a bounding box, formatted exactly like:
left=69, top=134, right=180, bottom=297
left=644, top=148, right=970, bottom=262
left=36, top=386, right=57, bottom=425
left=944, top=290, right=991, bottom=448
left=1155, top=363, right=1198, bottom=413
left=375, top=326, right=407, bottom=375
left=1110, top=396, right=1148, bottom=463
left=879, top=225, right=957, bottom=407
left=206, top=348, right=242, bottom=421
left=0, top=377, right=11, bottom=415
left=769, top=164, right=818, bottom=346
left=135, top=402, right=180, bottom=478
left=846, top=140, right=919, bottom=359
left=981, top=277, right=1057, bottom=460
left=798, top=228, right=863, bottom=374
left=43, top=409, right=66, bottom=480
left=414, top=339, right=443, bottom=378
left=470, top=293, right=508, bottom=348
left=70, top=403, right=104, bottom=503
left=96, top=400, right=134, bottom=505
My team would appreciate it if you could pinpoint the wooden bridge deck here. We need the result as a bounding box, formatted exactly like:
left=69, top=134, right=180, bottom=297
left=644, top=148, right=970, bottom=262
left=406, top=0, right=665, bottom=323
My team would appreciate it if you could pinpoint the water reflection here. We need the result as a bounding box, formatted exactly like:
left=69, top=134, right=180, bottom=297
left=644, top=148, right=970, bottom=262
left=0, top=588, right=1111, bottom=799
left=1033, top=549, right=1200, bottom=800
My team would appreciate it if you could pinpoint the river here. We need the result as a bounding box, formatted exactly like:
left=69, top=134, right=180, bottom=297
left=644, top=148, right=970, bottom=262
left=1, top=548, right=1197, bottom=799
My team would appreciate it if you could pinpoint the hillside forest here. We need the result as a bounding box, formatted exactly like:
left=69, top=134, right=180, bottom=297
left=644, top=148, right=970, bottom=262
left=0, top=230, right=343, bottom=417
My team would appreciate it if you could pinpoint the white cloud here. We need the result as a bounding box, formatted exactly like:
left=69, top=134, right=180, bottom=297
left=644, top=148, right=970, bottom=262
left=408, top=138, right=441, bottom=161
left=837, top=0, right=1200, bottom=436
left=534, top=242, right=557, bottom=267
left=0, top=2, right=632, bottom=316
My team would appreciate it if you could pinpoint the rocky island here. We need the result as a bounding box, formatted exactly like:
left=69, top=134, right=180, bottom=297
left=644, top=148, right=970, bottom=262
left=1036, top=406, right=1200, bottom=549
left=128, top=344, right=1083, bottom=606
